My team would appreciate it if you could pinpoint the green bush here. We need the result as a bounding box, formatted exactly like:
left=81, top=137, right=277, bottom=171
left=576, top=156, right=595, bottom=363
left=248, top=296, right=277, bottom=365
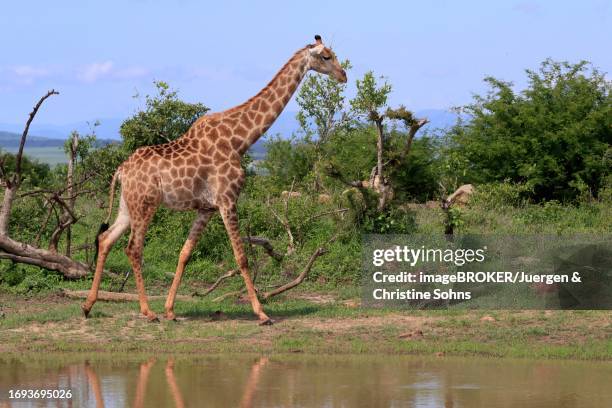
left=470, top=181, right=533, bottom=209
left=446, top=59, right=611, bottom=202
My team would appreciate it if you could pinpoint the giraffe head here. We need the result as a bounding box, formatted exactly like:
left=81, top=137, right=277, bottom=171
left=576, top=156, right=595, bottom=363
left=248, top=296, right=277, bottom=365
left=307, top=35, right=347, bottom=83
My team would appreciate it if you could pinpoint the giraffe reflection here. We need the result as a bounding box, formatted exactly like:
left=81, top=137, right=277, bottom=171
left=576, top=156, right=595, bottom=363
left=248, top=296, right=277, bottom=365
left=84, top=362, right=104, bottom=407
left=82, top=357, right=269, bottom=407
left=164, top=359, right=185, bottom=408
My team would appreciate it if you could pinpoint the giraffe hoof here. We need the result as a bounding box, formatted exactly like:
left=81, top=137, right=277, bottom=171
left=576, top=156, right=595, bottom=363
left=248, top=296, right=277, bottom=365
left=81, top=305, right=90, bottom=319
left=258, top=318, right=274, bottom=326
left=164, top=312, right=177, bottom=321
left=144, top=313, right=159, bottom=323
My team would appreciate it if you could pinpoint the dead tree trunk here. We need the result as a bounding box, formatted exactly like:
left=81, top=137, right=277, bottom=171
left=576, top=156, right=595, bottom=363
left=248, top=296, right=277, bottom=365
left=0, top=186, right=16, bottom=235
left=0, top=235, right=91, bottom=278
left=64, top=131, right=78, bottom=257
left=0, top=90, right=92, bottom=279
left=0, top=90, right=59, bottom=234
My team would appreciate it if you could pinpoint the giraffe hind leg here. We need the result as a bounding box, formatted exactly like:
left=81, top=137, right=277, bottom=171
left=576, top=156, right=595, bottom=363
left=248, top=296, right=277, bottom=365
left=83, top=196, right=130, bottom=317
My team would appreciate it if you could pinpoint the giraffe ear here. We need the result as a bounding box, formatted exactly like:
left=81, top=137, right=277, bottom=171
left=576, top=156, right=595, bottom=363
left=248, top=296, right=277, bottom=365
left=314, top=35, right=323, bottom=45
left=309, top=44, right=325, bottom=55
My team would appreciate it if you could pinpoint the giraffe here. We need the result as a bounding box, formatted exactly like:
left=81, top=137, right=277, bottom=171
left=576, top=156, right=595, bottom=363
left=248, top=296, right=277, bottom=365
left=82, top=35, right=347, bottom=325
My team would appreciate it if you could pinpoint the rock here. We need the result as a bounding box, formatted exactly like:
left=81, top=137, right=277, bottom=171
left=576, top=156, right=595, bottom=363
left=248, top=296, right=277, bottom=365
left=318, top=193, right=331, bottom=204
left=444, top=184, right=475, bottom=208
left=435, top=352, right=445, bottom=357
left=281, top=191, right=302, bottom=199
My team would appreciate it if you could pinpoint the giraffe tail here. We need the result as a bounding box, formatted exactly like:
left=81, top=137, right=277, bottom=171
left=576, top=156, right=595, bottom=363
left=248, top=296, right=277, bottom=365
left=93, top=168, right=121, bottom=263
left=104, top=167, right=121, bottom=225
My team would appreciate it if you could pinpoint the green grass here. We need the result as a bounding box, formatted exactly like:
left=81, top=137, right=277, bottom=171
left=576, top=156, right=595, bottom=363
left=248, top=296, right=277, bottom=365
left=1, top=293, right=610, bottom=360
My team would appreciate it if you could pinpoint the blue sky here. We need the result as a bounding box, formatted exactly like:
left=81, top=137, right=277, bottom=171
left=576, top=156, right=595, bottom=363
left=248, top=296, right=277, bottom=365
left=0, top=0, right=610, bottom=128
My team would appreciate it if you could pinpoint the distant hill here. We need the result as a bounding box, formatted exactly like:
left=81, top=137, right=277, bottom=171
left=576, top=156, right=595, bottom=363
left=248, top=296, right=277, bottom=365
left=0, top=118, right=124, bottom=140
left=0, top=132, right=117, bottom=166
left=0, top=131, right=66, bottom=148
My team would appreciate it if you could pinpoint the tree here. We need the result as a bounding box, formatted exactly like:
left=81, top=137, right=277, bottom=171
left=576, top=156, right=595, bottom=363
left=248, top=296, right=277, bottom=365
left=0, top=90, right=95, bottom=278
left=351, top=71, right=392, bottom=194
left=349, top=72, right=429, bottom=209
left=296, top=60, right=352, bottom=146
left=295, top=60, right=352, bottom=191
left=120, top=81, right=209, bottom=153
left=447, top=59, right=611, bottom=201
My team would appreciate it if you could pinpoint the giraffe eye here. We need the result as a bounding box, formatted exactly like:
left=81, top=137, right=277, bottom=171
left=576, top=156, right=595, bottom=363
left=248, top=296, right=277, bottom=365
left=322, top=55, right=332, bottom=61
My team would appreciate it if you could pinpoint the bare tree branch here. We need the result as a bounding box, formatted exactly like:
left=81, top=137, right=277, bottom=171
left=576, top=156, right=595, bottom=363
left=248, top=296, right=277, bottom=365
left=262, top=246, right=329, bottom=299
left=61, top=289, right=193, bottom=302
left=192, top=269, right=239, bottom=297
left=269, top=187, right=295, bottom=255
left=14, top=89, right=59, bottom=186
left=242, top=236, right=284, bottom=261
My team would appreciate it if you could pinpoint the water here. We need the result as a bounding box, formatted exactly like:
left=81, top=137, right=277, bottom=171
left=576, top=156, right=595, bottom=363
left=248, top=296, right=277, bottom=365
left=0, top=354, right=610, bottom=407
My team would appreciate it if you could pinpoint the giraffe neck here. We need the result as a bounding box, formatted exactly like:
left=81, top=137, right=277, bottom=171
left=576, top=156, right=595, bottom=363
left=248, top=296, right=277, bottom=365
left=233, top=49, right=310, bottom=154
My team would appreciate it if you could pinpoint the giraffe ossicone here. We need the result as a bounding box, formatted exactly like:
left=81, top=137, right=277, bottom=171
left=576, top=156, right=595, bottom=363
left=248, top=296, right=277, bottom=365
left=82, top=35, right=347, bottom=324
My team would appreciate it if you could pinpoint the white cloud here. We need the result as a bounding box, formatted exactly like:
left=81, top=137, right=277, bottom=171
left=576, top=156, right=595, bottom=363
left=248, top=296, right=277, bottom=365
left=12, top=65, right=50, bottom=78
left=7, top=65, right=51, bottom=85
left=114, top=66, right=149, bottom=79
left=77, top=61, right=149, bottom=83
left=78, top=61, right=114, bottom=82
left=0, top=61, right=150, bottom=90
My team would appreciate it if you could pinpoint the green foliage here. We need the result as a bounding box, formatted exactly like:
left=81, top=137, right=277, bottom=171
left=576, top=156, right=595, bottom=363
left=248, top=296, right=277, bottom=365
left=63, top=129, right=96, bottom=162
left=8, top=195, right=51, bottom=241
left=0, top=264, right=61, bottom=294
left=386, top=105, right=419, bottom=126
left=296, top=60, right=351, bottom=143
left=120, top=81, right=209, bottom=153
left=385, top=133, right=441, bottom=202
left=81, top=142, right=127, bottom=188
left=362, top=208, right=416, bottom=234
left=323, top=126, right=376, bottom=182
left=350, top=71, right=392, bottom=119
left=444, top=207, right=465, bottom=232
left=447, top=59, right=611, bottom=201
left=259, top=136, right=316, bottom=189
left=470, top=181, right=533, bottom=210
left=0, top=151, right=51, bottom=188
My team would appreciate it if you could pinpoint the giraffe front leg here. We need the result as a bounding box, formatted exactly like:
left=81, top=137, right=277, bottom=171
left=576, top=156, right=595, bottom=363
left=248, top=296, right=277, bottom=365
left=164, top=209, right=213, bottom=320
left=220, top=204, right=272, bottom=325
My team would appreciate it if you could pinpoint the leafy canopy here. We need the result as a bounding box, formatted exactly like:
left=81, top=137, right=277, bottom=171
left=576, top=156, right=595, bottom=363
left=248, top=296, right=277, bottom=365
left=296, top=60, right=352, bottom=144
left=120, top=81, right=209, bottom=153
left=447, top=59, right=611, bottom=201
left=350, top=71, right=392, bottom=121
